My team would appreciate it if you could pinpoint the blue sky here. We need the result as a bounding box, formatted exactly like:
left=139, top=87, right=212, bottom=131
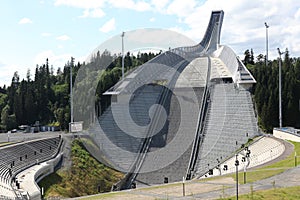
left=1, top=0, right=300, bottom=86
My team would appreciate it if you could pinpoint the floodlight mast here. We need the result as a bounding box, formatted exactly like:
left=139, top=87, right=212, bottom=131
left=235, top=154, right=239, bottom=200
left=70, top=57, right=74, bottom=123
left=277, top=48, right=284, bottom=128
left=69, top=57, right=74, bottom=133
left=121, top=32, right=125, bottom=80
left=265, top=22, right=269, bottom=67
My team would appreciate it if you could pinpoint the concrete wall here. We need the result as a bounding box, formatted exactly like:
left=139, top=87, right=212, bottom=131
left=33, top=153, right=63, bottom=200
left=273, top=129, right=300, bottom=142
left=18, top=153, right=63, bottom=200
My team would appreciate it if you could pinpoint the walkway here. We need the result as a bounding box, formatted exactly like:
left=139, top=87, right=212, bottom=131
left=74, top=165, right=300, bottom=200
left=178, top=165, right=300, bottom=200
left=73, top=137, right=298, bottom=200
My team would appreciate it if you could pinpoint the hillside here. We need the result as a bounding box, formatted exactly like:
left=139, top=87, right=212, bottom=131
left=38, top=139, right=124, bottom=198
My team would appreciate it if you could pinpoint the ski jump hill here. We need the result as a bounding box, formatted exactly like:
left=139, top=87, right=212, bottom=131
left=82, top=10, right=260, bottom=189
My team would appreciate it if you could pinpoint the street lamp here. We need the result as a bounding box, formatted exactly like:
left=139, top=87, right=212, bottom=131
left=277, top=48, right=285, bottom=128
left=70, top=57, right=74, bottom=132
left=265, top=22, right=269, bottom=67
left=243, top=147, right=251, bottom=184
left=235, top=154, right=239, bottom=200
left=121, top=32, right=125, bottom=80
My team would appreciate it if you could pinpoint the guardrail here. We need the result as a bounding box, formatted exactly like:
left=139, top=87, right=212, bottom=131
left=113, top=60, right=190, bottom=190
left=186, top=57, right=211, bottom=180
left=111, top=75, right=168, bottom=190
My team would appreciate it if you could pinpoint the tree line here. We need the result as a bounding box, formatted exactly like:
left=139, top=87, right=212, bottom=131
left=0, top=51, right=158, bottom=132
left=0, top=48, right=299, bottom=133
left=244, top=49, right=300, bottom=132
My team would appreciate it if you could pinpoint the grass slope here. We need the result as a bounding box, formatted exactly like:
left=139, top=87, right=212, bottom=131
left=38, top=139, right=123, bottom=198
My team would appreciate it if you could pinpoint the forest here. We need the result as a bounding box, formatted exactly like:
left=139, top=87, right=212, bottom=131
left=0, top=51, right=157, bottom=132
left=244, top=49, right=300, bottom=132
left=0, top=49, right=299, bottom=133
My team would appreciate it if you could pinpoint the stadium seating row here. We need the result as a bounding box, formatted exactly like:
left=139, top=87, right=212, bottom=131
left=199, top=136, right=285, bottom=178
left=0, top=136, right=62, bottom=199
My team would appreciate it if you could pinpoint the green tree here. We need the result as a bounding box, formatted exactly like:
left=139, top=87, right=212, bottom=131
left=243, top=49, right=251, bottom=65
left=1, top=105, right=17, bottom=130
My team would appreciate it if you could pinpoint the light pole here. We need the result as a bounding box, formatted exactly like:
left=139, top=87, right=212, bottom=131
left=243, top=147, right=251, bottom=184
left=265, top=22, right=269, bottom=67
left=70, top=57, right=74, bottom=126
left=277, top=48, right=285, bottom=128
left=235, top=154, right=239, bottom=200
left=121, top=32, right=125, bottom=80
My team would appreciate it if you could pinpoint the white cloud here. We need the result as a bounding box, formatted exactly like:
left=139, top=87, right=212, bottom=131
left=55, top=0, right=107, bottom=18
left=108, top=0, right=151, bottom=12
left=79, top=8, right=105, bottom=18
left=43, top=0, right=300, bottom=59
left=34, top=50, right=72, bottom=68
left=166, top=0, right=197, bottom=17
left=159, top=0, right=300, bottom=59
left=55, top=0, right=152, bottom=12
left=56, top=35, right=71, bottom=41
left=135, top=1, right=152, bottom=11
left=99, top=18, right=116, bottom=33
left=0, top=62, right=30, bottom=87
left=295, top=8, right=300, bottom=19
left=18, top=18, right=33, bottom=24
left=149, top=17, right=155, bottom=22
left=0, top=63, right=13, bottom=86
left=0, top=49, right=78, bottom=86
left=151, top=0, right=169, bottom=11
left=54, top=0, right=105, bottom=9
left=41, top=32, right=52, bottom=37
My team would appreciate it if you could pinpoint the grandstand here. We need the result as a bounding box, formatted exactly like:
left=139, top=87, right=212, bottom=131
left=81, top=10, right=261, bottom=189
left=199, top=136, right=286, bottom=178
left=0, top=136, right=63, bottom=199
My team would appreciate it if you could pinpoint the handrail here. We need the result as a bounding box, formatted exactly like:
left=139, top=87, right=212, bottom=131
left=186, top=56, right=211, bottom=180
left=128, top=83, right=169, bottom=186
left=122, top=60, right=186, bottom=189
left=185, top=16, right=221, bottom=179
left=115, top=59, right=189, bottom=190
left=114, top=83, right=165, bottom=190
left=111, top=73, right=169, bottom=190
left=110, top=55, right=178, bottom=191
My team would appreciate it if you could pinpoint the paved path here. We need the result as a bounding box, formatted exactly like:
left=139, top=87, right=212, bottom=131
left=102, top=166, right=300, bottom=200
left=0, top=132, right=63, bottom=144
left=72, top=137, right=299, bottom=200
left=73, top=165, right=300, bottom=200
left=177, top=165, right=300, bottom=200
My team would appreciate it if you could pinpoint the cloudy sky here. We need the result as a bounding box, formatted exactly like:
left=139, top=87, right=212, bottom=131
left=1, top=0, right=300, bottom=86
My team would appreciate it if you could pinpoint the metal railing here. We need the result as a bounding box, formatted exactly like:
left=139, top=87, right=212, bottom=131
left=186, top=56, right=212, bottom=180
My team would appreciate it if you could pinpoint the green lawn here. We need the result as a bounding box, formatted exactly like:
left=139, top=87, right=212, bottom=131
left=221, top=185, right=300, bottom=200
left=233, top=168, right=286, bottom=185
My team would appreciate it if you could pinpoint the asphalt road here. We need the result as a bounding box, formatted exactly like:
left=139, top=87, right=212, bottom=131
left=0, top=131, right=64, bottom=144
